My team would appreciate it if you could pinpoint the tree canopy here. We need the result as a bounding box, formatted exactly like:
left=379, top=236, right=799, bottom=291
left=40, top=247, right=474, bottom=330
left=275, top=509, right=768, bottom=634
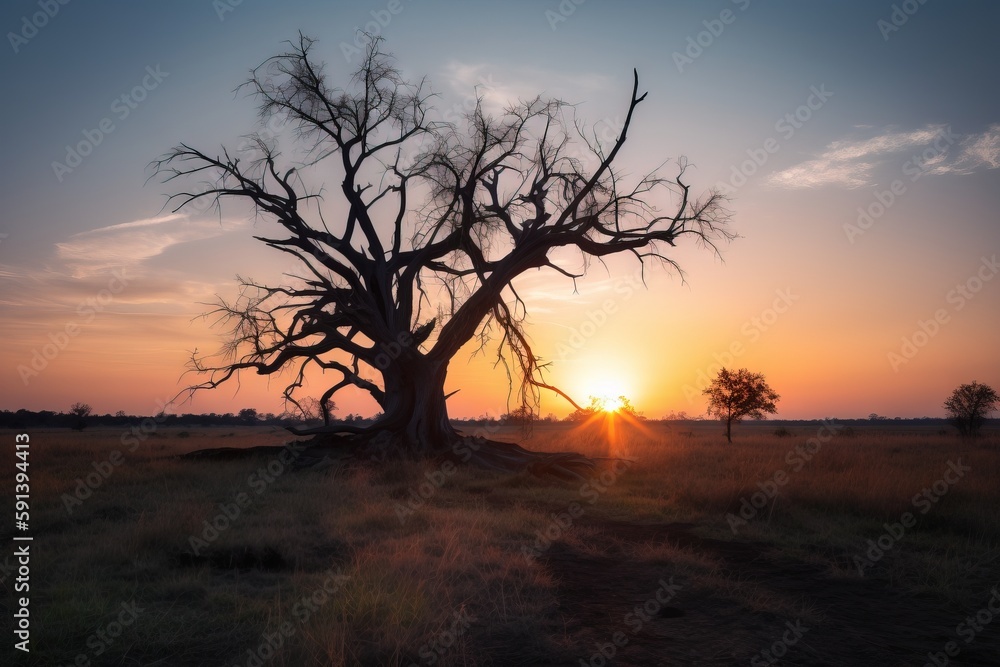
left=154, top=34, right=731, bottom=472
left=944, top=381, right=998, bottom=438
left=703, top=367, right=779, bottom=442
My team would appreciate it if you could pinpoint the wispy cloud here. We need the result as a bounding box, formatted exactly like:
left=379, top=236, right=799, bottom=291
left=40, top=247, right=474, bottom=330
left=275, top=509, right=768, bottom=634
left=0, top=260, right=220, bottom=312
left=0, top=212, right=252, bottom=351
left=769, top=124, right=1000, bottom=189
left=55, top=213, right=246, bottom=278
left=942, top=124, right=1000, bottom=174
left=823, top=126, right=945, bottom=162
left=70, top=213, right=188, bottom=237
left=440, top=62, right=613, bottom=114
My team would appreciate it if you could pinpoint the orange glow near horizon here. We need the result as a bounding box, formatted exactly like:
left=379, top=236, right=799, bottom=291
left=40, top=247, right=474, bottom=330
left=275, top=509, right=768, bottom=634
left=2, top=130, right=999, bottom=422
left=573, top=372, right=633, bottom=414
left=3, top=277, right=999, bottom=421
left=566, top=403, right=655, bottom=458
left=597, top=395, right=626, bottom=413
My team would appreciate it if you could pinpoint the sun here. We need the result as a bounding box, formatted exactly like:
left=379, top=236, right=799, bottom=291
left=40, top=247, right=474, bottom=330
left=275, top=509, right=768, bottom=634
left=578, top=375, right=632, bottom=413
left=595, top=394, right=626, bottom=413
left=569, top=365, right=644, bottom=422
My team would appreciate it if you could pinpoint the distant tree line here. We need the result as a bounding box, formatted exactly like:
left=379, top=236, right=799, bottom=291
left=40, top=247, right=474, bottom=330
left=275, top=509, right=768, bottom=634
left=0, top=405, right=376, bottom=430
left=0, top=408, right=993, bottom=432
left=1, top=380, right=996, bottom=437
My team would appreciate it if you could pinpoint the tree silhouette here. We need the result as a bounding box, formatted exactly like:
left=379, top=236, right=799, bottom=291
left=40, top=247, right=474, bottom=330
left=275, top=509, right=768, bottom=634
left=296, top=397, right=331, bottom=426
left=703, top=368, right=779, bottom=443
left=614, top=396, right=643, bottom=420
left=154, top=34, right=731, bottom=475
left=944, top=381, right=998, bottom=438
left=69, top=402, right=92, bottom=431
left=501, top=405, right=537, bottom=427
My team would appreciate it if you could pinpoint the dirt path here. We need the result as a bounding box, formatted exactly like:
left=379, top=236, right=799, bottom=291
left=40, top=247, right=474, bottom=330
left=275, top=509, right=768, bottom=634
left=538, top=519, right=999, bottom=666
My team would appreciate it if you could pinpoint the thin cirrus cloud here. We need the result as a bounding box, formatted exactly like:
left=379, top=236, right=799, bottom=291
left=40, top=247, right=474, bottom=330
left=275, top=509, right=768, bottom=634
left=0, top=215, right=247, bottom=355
left=440, top=62, right=613, bottom=114
left=768, top=124, right=1000, bottom=189
left=0, top=213, right=247, bottom=328
left=948, top=125, right=1000, bottom=172
left=54, top=213, right=247, bottom=278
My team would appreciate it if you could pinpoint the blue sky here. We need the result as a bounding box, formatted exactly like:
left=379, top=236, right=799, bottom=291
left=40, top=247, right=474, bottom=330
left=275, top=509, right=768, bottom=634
left=1, top=0, right=998, bottom=418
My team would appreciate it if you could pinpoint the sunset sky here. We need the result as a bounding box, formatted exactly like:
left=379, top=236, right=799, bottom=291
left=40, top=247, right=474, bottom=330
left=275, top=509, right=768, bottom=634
left=2, top=0, right=998, bottom=420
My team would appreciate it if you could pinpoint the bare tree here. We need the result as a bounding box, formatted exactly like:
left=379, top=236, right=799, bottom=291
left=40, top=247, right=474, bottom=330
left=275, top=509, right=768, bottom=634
left=703, top=368, right=779, bottom=443
left=69, top=402, right=92, bottom=417
left=153, top=34, right=731, bottom=475
left=296, top=396, right=331, bottom=426
left=944, top=381, right=998, bottom=438
left=501, top=405, right=537, bottom=427
left=69, top=402, right=92, bottom=431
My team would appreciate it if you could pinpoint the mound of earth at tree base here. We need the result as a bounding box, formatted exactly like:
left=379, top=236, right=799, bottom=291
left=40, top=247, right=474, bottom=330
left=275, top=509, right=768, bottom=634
left=179, top=432, right=608, bottom=482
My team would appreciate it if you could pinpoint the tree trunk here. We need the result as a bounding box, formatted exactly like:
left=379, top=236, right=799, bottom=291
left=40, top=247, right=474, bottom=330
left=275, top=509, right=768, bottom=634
left=183, top=354, right=603, bottom=481
left=377, top=356, right=456, bottom=458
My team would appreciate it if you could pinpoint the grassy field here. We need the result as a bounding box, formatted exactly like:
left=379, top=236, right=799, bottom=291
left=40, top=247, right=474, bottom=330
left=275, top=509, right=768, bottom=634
left=2, top=420, right=999, bottom=665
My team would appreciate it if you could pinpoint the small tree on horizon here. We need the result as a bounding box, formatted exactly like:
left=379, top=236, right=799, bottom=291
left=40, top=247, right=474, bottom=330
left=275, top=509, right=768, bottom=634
left=703, top=368, right=779, bottom=443
left=69, top=402, right=92, bottom=431
left=502, top=404, right=537, bottom=427
left=944, top=381, right=998, bottom=438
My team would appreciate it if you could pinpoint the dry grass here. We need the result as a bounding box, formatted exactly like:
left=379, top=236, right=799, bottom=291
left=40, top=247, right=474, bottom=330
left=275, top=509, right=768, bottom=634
left=515, top=420, right=1000, bottom=605
left=1, top=421, right=997, bottom=665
